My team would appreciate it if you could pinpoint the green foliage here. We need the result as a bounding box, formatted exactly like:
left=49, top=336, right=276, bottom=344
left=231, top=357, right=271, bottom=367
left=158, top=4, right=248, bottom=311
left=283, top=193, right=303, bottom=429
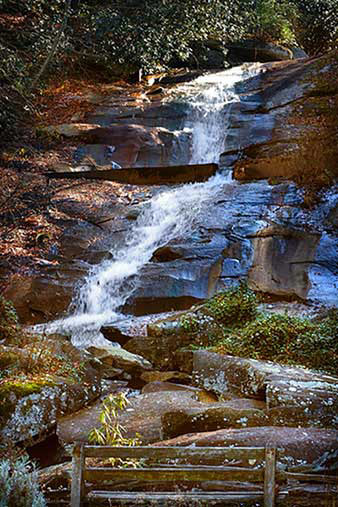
left=246, top=0, right=299, bottom=44
left=0, top=456, right=46, bottom=507
left=295, top=0, right=338, bottom=54
left=214, top=310, right=338, bottom=374
left=88, top=393, right=142, bottom=467
left=204, top=284, right=258, bottom=326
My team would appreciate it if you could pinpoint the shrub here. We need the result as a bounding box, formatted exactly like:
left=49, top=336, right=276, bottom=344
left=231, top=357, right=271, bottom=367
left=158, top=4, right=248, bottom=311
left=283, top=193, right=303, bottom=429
left=246, top=0, right=299, bottom=44
left=204, top=284, right=258, bottom=326
left=0, top=456, right=46, bottom=507
left=295, top=0, right=338, bottom=54
left=214, top=310, right=338, bottom=374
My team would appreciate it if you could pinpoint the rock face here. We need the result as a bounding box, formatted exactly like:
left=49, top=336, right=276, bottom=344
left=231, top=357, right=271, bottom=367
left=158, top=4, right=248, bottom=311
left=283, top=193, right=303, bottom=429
left=229, top=51, right=338, bottom=183
left=6, top=52, right=338, bottom=325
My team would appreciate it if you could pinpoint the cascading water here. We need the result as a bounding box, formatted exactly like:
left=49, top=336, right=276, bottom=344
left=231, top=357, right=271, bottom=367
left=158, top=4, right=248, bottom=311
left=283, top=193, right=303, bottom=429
left=40, top=64, right=261, bottom=347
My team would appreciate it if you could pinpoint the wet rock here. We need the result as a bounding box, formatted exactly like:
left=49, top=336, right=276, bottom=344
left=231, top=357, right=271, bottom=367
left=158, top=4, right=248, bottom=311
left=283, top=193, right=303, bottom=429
left=87, top=345, right=152, bottom=375
left=231, top=51, right=338, bottom=182
left=156, top=427, right=338, bottom=468
left=162, top=406, right=268, bottom=439
left=192, top=350, right=336, bottom=398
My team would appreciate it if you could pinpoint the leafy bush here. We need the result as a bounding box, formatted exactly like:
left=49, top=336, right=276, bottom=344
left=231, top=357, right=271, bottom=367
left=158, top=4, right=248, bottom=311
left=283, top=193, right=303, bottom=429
left=204, top=284, right=258, bottom=326
left=214, top=310, right=338, bottom=374
left=0, top=456, right=46, bottom=507
left=244, top=0, right=299, bottom=44
left=295, top=0, right=338, bottom=54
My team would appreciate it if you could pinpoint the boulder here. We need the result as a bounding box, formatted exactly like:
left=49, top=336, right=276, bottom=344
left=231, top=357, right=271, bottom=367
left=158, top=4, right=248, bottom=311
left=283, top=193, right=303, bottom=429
left=124, top=333, right=194, bottom=370
left=162, top=405, right=268, bottom=439
left=192, top=350, right=337, bottom=398
left=140, top=370, right=191, bottom=384
left=226, top=39, right=293, bottom=63
left=44, top=123, right=100, bottom=137
left=266, top=378, right=338, bottom=428
left=75, top=124, right=178, bottom=167
left=142, top=381, right=202, bottom=395
left=0, top=340, right=101, bottom=446
left=248, top=226, right=320, bottom=299
left=156, top=427, right=338, bottom=468
left=87, top=345, right=152, bottom=375
left=61, top=391, right=205, bottom=444
left=231, top=51, right=338, bottom=183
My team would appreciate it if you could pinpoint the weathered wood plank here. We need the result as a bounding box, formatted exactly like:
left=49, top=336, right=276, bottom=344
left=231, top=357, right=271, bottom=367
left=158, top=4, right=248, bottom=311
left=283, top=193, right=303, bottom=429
left=264, top=446, right=276, bottom=507
left=84, top=466, right=264, bottom=483
left=45, top=163, right=218, bottom=185
left=88, top=491, right=264, bottom=504
left=71, top=443, right=85, bottom=507
left=83, top=445, right=266, bottom=460
left=285, top=472, right=338, bottom=484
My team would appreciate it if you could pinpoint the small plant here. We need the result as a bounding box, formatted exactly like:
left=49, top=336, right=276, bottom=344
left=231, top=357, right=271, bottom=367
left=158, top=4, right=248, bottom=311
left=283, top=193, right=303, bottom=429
left=88, top=393, right=142, bottom=467
left=0, top=456, right=46, bottom=507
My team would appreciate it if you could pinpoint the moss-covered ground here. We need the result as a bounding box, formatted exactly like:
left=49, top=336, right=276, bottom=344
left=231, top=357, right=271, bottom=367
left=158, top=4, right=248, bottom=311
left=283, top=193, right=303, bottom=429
left=180, top=285, right=338, bottom=375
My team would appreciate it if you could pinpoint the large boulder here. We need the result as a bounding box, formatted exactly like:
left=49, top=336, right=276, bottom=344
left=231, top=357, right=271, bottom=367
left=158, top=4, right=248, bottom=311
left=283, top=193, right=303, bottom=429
left=156, top=427, right=338, bottom=468
left=75, top=124, right=180, bottom=167
left=192, top=350, right=337, bottom=398
left=226, top=39, right=293, bottom=64
left=162, top=404, right=268, bottom=439
left=0, top=339, right=101, bottom=446
left=266, top=378, right=338, bottom=429
left=87, top=345, right=152, bottom=375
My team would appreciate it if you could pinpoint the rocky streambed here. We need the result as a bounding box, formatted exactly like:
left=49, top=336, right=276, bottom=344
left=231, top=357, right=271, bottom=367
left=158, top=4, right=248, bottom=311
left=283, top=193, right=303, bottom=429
left=1, top=50, right=338, bottom=505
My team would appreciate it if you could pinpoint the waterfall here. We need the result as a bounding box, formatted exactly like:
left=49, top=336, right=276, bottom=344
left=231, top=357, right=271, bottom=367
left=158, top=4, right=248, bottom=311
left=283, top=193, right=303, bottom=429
left=40, top=64, right=260, bottom=347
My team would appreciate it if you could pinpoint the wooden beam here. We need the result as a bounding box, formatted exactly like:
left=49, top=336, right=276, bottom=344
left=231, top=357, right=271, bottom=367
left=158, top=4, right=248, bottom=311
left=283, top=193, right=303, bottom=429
left=71, top=443, right=85, bottom=507
left=83, top=445, right=266, bottom=460
left=264, top=446, right=276, bottom=507
left=84, top=466, right=264, bottom=483
left=88, top=491, right=264, bottom=504
left=45, top=163, right=219, bottom=185
left=285, top=472, right=338, bottom=484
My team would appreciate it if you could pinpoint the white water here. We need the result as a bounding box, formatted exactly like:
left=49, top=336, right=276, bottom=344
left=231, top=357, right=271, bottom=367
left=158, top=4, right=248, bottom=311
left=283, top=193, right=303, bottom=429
left=40, top=64, right=261, bottom=346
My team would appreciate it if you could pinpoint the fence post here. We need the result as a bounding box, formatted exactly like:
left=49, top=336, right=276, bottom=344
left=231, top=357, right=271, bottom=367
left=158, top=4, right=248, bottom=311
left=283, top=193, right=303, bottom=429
left=264, top=445, right=276, bottom=507
left=71, top=442, right=85, bottom=507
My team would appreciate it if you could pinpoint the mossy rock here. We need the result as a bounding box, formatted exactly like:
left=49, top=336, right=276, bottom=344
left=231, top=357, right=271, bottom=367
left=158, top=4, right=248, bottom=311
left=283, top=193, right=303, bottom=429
left=0, top=379, right=56, bottom=424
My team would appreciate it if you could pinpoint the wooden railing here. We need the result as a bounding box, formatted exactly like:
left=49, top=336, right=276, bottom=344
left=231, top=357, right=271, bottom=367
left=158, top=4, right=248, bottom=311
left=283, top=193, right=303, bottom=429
left=71, top=444, right=285, bottom=506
